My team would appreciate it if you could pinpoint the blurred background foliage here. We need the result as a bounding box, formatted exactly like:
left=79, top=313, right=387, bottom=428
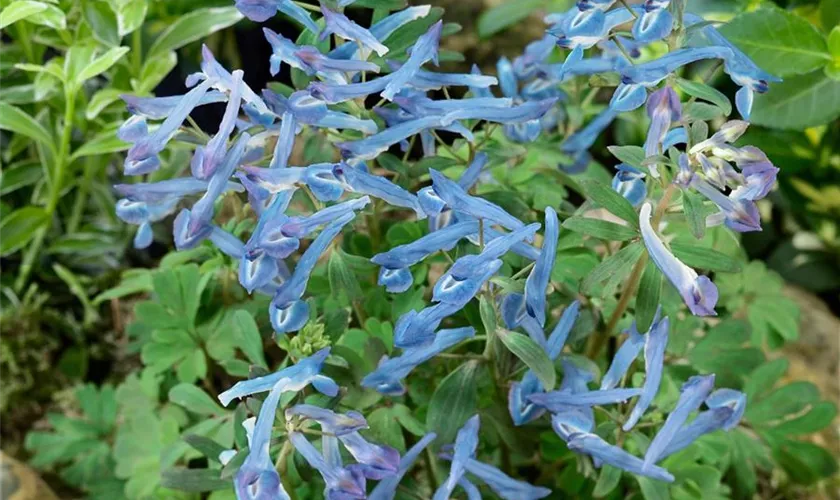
left=0, top=0, right=838, bottom=498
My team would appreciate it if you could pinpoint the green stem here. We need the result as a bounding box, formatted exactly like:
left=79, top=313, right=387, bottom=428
left=131, top=28, right=143, bottom=77
left=67, top=156, right=98, bottom=233
left=15, top=88, right=77, bottom=292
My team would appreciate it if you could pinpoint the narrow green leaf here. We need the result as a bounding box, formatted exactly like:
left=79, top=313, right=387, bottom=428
left=477, top=0, right=541, bottom=38
left=147, top=7, right=243, bottom=59
left=426, top=360, right=479, bottom=444
left=497, top=329, right=556, bottom=391
left=169, top=383, right=225, bottom=416
left=479, top=295, right=496, bottom=336
left=635, top=259, right=661, bottom=333
left=0, top=102, right=54, bottom=149
left=52, top=263, right=99, bottom=326
left=0, top=206, right=48, bottom=256
left=71, top=125, right=131, bottom=159
left=232, top=310, right=267, bottom=368
left=593, top=465, right=622, bottom=498
left=75, top=46, right=129, bottom=85
left=562, top=216, right=639, bottom=241
left=675, top=78, right=732, bottom=115
left=0, top=1, right=47, bottom=30
left=183, top=434, right=227, bottom=463
left=328, top=249, right=363, bottom=300
left=579, top=179, right=639, bottom=227
left=682, top=190, right=706, bottom=240
left=607, top=145, right=646, bottom=169
left=160, top=468, right=231, bottom=492
left=581, top=242, right=645, bottom=296
left=670, top=243, right=742, bottom=273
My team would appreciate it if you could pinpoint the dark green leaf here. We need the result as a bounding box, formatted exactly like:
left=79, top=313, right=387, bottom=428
left=635, top=260, right=661, bottom=333
left=477, top=0, right=541, bottom=38
left=773, top=439, right=838, bottom=485
left=562, top=216, right=639, bottom=241
left=233, top=310, right=267, bottom=368
left=426, top=360, right=479, bottom=444
left=581, top=242, right=644, bottom=296
left=593, top=465, right=621, bottom=498
left=675, top=78, right=732, bottom=115
left=744, top=359, right=788, bottom=402
left=183, top=434, right=227, bottom=463
left=746, top=381, right=820, bottom=425
left=0, top=206, right=48, bottom=256
left=579, top=179, right=639, bottom=227
left=479, top=295, right=496, bottom=337
left=147, top=7, right=243, bottom=59
left=751, top=70, right=840, bottom=130
left=328, top=249, right=363, bottom=300
left=773, top=402, right=838, bottom=435
left=670, top=243, right=742, bottom=273
left=497, top=329, right=556, bottom=390
left=681, top=190, right=707, bottom=240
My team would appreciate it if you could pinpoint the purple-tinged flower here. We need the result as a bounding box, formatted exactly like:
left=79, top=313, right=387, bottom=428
left=600, top=323, right=645, bottom=390
left=265, top=28, right=380, bottom=81
left=382, top=21, right=442, bottom=100
left=121, top=91, right=227, bottom=119
left=640, top=203, right=719, bottom=316
left=508, top=302, right=581, bottom=425
left=689, top=120, right=749, bottom=154
left=236, top=166, right=306, bottom=206
left=235, top=0, right=319, bottom=33
left=123, top=78, right=215, bottom=175
left=434, top=415, right=479, bottom=500
left=218, top=348, right=337, bottom=406
left=612, top=164, right=647, bottom=207
left=662, top=127, right=687, bottom=150
left=623, top=317, right=669, bottom=431
left=696, top=154, right=730, bottom=190
left=336, top=432, right=400, bottom=479
left=270, top=213, right=356, bottom=334
left=513, top=35, right=556, bottom=78
left=705, top=388, right=746, bottom=431
left=644, top=86, right=681, bottom=158
left=429, top=169, right=526, bottom=232
left=433, top=224, right=539, bottom=305
left=690, top=177, right=761, bottom=232
left=332, top=163, right=425, bottom=217
left=732, top=161, right=778, bottom=201
left=393, top=302, right=463, bottom=348
left=234, top=379, right=291, bottom=500
left=173, top=133, right=250, bottom=250
left=309, top=76, right=392, bottom=104
left=524, top=208, right=559, bottom=327
left=567, top=433, right=675, bottom=482
left=288, top=432, right=367, bottom=499
left=369, top=433, right=437, bottom=500
left=439, top=456, right=551, bottom=500
left=528, top=387, right=642, bottom=412
left=320, top=5, right=388, bottom=57
left=643, top=374, right=716, bottom=468
left=192, top=70, right=244, bottom=180
left=362, top=327, right=475, bottom=394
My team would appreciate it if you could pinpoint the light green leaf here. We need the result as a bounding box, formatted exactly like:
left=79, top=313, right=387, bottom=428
left=681, top=190, right=707, bottom=240
left=562, top=216, right=639, bottom=241
left=606, top=145, right=646, bottom=169
left=83, top=0, right=118, bottom=46
left=497, top=329, right=556, bottom=391
left=53, top=263, right=100, bottom=326
left=479, top=295, right=496, bottom=337
left=232, top=310, right=267, bottom=368
left=579, top=179, right=639, bottom=228
left=116, top=0, right=146, bottom=37
left=71, top=125, right=130, bottom=160
left=675, top=78, right=732, bottom=115
left=593, top=465, right=621, bottom=498
left=75, top=46, right=129, bottom=85
left=169, top=383, right=224, bottom=416
left=0, top=206, right=49, bottom=256
left=477, top=0, right=541, bottom=38
left=0, top=161, right=41, bottom=195
left=328, top=249, right=362, bottom=300
left=136, top=50, right=177, bottom=94
left=670, top=243, right=742, bottom=273
left=635, top=259, right=661, bottom=334
left=86, top=88, right=125, bottom=119
left=0, top=102, right=54, bottom=149
left=426, top=360, right=479, bottom=444
left=751, top=70, right=840, bottom=130
left=147, top=7, right=243, bottom=59
left=0, top=1, right=47, bottom=30
left=160, top=468, right=231, bottom=492
left=718, top=8, right=831, bottom=77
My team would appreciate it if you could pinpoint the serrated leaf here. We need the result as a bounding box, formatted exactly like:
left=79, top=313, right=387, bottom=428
left=497, top=329, right=556, bottom=391
left=675, top=78, right=732, bottom=115
left=579, top=179, right=639, bottom=227
left=562, top=216, right=639, bottom=241
left=169, top=383, right=225, bottom=416
left=635, top=259, right=661, bottom=333
left=670, top=243, right=742, bottom=273
left=147, top=7, right=243, bottom=59
left=426, top=360, right=478, bottom=444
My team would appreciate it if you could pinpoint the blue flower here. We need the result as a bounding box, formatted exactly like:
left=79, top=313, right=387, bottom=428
left=640, top=202, right=719, bottom=316
left=269, top=213, right=356, bottom=334
left=600, top=321, right=646, bottom=390
left=657, top=406, right=734, bottom=460
left=643, top=374, right=715, bottom=468
left=524, top=207, right=559, bottom=327
left=434, top=415, right=480, bottom=500
left=369, top=433, right=438, bottom=500
left=121, top=91, right=226, bottom=119
left=612, top=164, right=647, bottom=206
left=191, top=70, right=245, bottom=180
left=548, top=7, right=636, bottom=50
left=338, top=115, right=444, bottom=160
left=329, top=5, right=432, bottom=60
left=321, top=5, right=388, bottom=57
left=619, top=47, right=733, bottom=87
left=623, top=316, right=669, bottom=431
left=235, top=0, right=320, bottom=33
left=528, top=387, right=642, bottom=412
left=429, top=169, right=526, bottom=232
left=550, top=408, right=594, bottom=441
left=264, top=28, right=379, bottom=82
left=393, top=302, right=464, bottom=348
left=218, top=348, right=337, bottom=407
left=567, top=433, right=675, bottom=482
left=632, top=6, right=673, bottom=43
left=382, top=21, right=442, bottom=100
left=332, top=163, right=425, bottom=218
left=439, top=456, right=551, bottom=500
left=643, top=85, right=681, bottom=158
left=362, top=327, right=475, bottom=394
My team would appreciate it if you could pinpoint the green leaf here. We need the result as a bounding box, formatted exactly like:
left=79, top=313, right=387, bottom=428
left=773, top=401, right=837, bottom=435
left=635, top=260, right=661, bottom=333
left=681, top=190, right=706, bottom=240
left=183, top=434, right=227, bottom=463
left=675, top=78, right=732, bottom=115
left=328, top=249, right=363, bottom=300
left=581, top=242, right=645, bottom=296
left=773, top=439, right=838, bottom=485
left=137, top=50, right=178, bottom=94
left=148, top=7, right=243, bottom=59
left=477, top=0, right=541, bottom=38
left=579, top=179, right=639, bottom=227
left=744, top=359, right=788, bottom=402
left=479, top=295, right=496, bottom=336
left=0, top=1, right=47, bottom=30
left=497, top=329, right=556, bottom=391
left=669, top=243, right=742, bottom=273
left=562, top=216, right=639, bottom=241
left=718, top=8, right=831, bottom=77
left=683, top=102, right=724, bottom=122
left=116, top=0, right=146, bottom=37
left=607, top=145, right=646, bottom=169
left=160, top=468, right=231, bottom=492
left=168, top=383, right=225, bottom=416
left=426, top=360, right=479, bottom=444
left=83, top=0, right=119, bottom=46
left=0, top=161, right=41, bottom=195
left=592, top=465, right=621, bottom=498
left=71, top=125, right=130, bottom=159
left=751, top=70, right=840, bottom=129
left=366, top=407, right=405, bottom=452
left=636, top=475, right=670, bottom=500
left=0, top=102, right=54, bottom=149
left=0, top=206, right=48, bottom=256
left=746, top=381, right=820, bottom=425
left=232, top=310, right=267, bottom=368
left=75, top=46, right=129, bottom=85
left=86, top=88, right=125, bottom=119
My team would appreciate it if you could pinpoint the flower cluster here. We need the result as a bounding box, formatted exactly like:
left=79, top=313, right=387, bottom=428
left=115, top=0, right=779, bottom=497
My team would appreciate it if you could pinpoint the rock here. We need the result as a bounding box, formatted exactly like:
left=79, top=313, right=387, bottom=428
left=0, top=452, right=58, bottom=500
